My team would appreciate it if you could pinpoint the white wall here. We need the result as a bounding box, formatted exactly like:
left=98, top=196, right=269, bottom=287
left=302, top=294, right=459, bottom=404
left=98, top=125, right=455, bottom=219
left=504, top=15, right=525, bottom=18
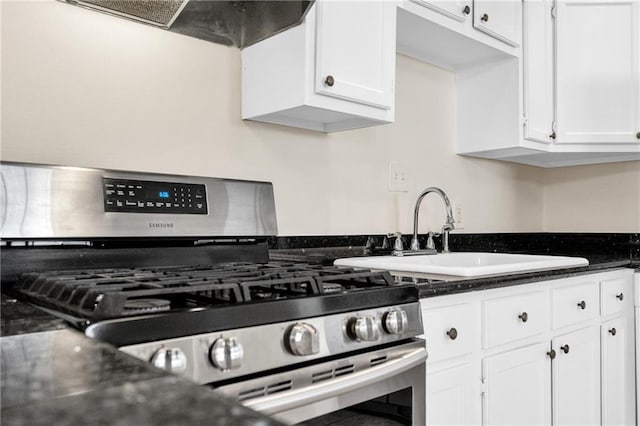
left=5, top=0, right=633, bottom=237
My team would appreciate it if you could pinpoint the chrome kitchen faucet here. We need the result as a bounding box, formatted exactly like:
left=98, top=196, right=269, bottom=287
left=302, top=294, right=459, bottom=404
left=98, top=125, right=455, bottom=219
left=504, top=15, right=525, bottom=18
left=411, top=187, right=455, bottom=254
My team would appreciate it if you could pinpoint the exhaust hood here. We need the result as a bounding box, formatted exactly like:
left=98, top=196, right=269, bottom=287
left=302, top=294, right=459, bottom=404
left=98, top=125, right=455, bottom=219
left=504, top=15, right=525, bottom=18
left=62, top=0, right=314, bottom=48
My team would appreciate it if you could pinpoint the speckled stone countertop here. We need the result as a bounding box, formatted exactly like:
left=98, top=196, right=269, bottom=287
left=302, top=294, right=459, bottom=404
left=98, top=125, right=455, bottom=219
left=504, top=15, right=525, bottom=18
left=0, top=296, right=282, bottom=426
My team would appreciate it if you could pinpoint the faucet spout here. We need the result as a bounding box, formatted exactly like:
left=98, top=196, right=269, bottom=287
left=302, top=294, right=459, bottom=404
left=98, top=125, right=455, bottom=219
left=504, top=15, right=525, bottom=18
left=411, top=187, right=455, bottom=252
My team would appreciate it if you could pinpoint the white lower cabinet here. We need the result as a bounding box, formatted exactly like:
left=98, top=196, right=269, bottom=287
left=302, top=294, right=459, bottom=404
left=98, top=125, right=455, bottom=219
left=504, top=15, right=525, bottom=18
left=421, top=268, right=636, bottom=426
left=482, top=342, right=551, bottom=425
left=601, top=316, right=635, bottom=426
left=552, top=326, right=601, bottom=425
left=426, top=363, right=478, bottom=425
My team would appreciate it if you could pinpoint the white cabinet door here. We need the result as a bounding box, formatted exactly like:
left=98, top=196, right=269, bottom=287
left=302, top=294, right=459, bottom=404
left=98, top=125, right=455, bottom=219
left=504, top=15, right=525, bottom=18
left=556, top=0, right=640, bottom=144
left=411, top=0, right=471, bottom=22
left=314, top=1, right=396, bottom=109
left=552, top=326, right=601, bottom=426
left=472, top=0, right=522, bottom=47
left=482, top=342, right=551, bottom=425
left=601, top=316, right=635, bottom=426
left=522, top=0, right=554, bottom=143
left=427, top=363, right=480, bottom=426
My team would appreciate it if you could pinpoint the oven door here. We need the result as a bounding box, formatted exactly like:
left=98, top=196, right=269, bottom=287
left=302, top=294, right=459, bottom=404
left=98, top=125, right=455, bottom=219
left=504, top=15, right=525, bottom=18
left=214, top=339, right=426, bottom=425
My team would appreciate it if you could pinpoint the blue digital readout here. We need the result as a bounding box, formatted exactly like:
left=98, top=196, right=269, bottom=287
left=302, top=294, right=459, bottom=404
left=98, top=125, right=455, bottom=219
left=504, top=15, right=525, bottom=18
left=158, top=191, right=170, bottom=199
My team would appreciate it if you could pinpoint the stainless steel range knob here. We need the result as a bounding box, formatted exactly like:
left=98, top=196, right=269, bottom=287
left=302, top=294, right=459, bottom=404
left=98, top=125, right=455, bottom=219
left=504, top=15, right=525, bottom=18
left=209, top=337, right=243, bottom=371
left=150, top=347, right=188, bottom=374
left=347, top=316, right=380, bottom=342
left=382, top=309, right=408, bottom=335
left=286, top=323, right=320, bottom=356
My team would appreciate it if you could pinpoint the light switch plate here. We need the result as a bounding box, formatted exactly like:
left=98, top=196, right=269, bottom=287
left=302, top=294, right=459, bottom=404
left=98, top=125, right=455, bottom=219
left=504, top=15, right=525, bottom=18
left=388, top=162, right=409, bottom=192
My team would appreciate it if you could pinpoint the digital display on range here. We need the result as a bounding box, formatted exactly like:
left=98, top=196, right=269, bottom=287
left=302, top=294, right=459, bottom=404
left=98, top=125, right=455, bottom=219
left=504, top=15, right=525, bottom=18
left=103, top=178, right=207, bottom=214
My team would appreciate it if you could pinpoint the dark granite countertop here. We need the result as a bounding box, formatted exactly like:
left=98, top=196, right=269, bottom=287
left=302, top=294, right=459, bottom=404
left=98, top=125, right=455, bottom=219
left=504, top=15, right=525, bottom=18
left=0, top=296, right=282, bottom=426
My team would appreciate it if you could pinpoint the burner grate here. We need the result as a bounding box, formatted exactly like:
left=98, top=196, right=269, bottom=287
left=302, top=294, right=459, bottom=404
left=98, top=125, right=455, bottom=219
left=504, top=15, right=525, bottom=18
left=13, top=262, right=395, bottom=320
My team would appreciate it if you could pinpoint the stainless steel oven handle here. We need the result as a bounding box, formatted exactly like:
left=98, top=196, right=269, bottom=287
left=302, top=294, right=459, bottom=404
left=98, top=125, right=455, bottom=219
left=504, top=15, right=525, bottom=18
left=243, top=346, right=427, bottom=414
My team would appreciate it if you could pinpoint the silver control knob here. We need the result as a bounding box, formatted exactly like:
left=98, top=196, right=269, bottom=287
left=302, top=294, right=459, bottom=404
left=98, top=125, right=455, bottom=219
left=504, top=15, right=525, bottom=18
left=382, top=309, right=408, bottom=335
left=209, top=337, right=243, bottom=371
left=287, top=323, right=320, bottom=356
left=150, top=347, right=188, bottom=374
left=348, top=316, right=380, bottom=342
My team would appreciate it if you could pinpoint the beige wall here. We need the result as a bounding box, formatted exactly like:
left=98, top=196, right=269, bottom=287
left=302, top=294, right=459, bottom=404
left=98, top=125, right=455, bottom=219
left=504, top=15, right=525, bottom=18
left=2, top=1, right=636, bottom=236
left=543, top=162, right=640, bottom=233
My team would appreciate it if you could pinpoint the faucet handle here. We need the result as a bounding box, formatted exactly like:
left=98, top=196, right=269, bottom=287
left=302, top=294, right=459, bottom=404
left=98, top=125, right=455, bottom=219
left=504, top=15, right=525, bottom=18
left=426, top=232, right=436, bottom=250
left=363, top=236, right=376, bottom=254
left=386, top=232, right=404, bottom=252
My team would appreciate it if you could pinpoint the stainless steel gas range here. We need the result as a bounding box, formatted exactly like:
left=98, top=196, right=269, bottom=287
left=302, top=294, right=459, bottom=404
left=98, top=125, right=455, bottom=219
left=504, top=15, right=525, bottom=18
left=0, top=162, right=426, bottom=425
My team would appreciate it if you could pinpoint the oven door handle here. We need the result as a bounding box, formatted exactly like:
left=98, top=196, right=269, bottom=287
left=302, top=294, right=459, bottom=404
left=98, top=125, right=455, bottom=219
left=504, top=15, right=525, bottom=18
left=243, top=346, right=427, bottom=415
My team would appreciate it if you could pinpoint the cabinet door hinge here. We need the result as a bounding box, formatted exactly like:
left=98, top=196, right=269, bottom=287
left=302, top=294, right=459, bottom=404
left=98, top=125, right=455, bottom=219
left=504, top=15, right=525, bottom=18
left=551, top=4, right=557, bottom=19
left=479, top=378, right=488, bottom=396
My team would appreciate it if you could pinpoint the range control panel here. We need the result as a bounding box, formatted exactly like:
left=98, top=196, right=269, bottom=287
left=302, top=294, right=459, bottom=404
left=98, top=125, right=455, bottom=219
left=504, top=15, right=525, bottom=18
left=103, top=178, right=208, bottom=214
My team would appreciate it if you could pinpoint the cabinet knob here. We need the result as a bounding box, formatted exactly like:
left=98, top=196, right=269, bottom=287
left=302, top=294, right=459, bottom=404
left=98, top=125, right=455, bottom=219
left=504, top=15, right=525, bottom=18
left=462, top=5, right=471, bottom=15
left=324, top=75, right=335, bottom=87
left=560, top=344, right=570, bottom=354
left=481, top=13, right=489, bottom=22
left=609, top=328, right=617, bottom=336
left=616, top=293, right=624, bottom=301
left=549, top=131, right=556, bottom=140
left=547, top=349, right=556, bottom=360
left=518, top=312, right=529, bottom=323
left=446, top=327, right=458, bottom=340
left=636, top=132, right=640, bottom=139
left=577, top=300, right=586, bottom=310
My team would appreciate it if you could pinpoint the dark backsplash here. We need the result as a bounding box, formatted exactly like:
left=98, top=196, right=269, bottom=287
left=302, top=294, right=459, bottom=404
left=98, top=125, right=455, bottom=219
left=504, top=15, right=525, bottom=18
left=268, top=233, right=640, bottom=262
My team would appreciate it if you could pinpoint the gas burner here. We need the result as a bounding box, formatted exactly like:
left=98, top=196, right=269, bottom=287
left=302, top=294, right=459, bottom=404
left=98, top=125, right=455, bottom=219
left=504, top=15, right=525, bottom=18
left=123, top=298, right=171, bottom=313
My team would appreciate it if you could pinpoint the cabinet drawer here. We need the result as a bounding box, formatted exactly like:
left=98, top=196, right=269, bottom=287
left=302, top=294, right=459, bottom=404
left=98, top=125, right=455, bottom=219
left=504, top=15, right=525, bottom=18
left=482, top=290, right=548, bottom=349
left=552, top=280, right=599, bottom=329
left=600, top=276, right=632, bottom=317
left=422, top=303, right=475, bottom=364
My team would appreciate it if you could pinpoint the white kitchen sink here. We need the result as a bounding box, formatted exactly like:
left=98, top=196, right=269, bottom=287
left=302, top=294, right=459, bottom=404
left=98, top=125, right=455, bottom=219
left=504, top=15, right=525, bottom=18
left=334, top=252, right=589, bottom=278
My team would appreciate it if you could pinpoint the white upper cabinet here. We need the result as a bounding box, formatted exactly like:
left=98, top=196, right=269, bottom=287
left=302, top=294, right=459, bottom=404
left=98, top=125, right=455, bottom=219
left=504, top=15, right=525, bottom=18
left=397, top=0, right=520, bottom=73
left=242, top=1, right=396, bottom=133
left=411, top=0, right=471, bottom=23
left=314, top=1, right=395, bottom=110
left=522, top=0, right=555, bottom=144
left=472, top=0, right=522, bottom=47
left=556, top=0, right=640, bottom=144
left=457, top=0, right=640, bottom=167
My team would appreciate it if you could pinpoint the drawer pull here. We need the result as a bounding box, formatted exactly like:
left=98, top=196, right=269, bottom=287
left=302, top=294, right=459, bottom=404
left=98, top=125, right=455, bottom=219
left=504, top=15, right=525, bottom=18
left=609, top=328, right=617, bottom=336
left=577, top=300, right=586, bottom=310
left=446, top=328, right=458, bottom=340
left=616, top=293, right=624, bottom=301
left=547, top=349, right=556, bottom=360
left=560, top=344, right=570, bottom=354
left=518, top=312, right=529, bottom=323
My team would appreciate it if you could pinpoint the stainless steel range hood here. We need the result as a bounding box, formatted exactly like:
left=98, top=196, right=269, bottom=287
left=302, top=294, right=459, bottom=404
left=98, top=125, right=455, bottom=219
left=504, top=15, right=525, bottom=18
left=62, top=0, right=314, bottom=48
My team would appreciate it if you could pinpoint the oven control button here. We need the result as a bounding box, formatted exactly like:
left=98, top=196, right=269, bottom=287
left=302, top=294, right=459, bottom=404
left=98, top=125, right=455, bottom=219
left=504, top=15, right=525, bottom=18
left=209, top=337, right=243, bottom=371
left=286, top=323, right=319, bottom=356
left=347, top=316, right=380, bottom=342
left=382, top=309, right=408, bottom=335
left=150, top=347, right=188, bottom=374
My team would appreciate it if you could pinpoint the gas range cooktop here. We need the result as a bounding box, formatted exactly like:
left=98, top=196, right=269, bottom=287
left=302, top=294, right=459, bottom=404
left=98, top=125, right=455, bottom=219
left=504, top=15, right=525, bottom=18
left=12, top=262, right=418, bottom=347
left=14, top=262, right=397, bottom=320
